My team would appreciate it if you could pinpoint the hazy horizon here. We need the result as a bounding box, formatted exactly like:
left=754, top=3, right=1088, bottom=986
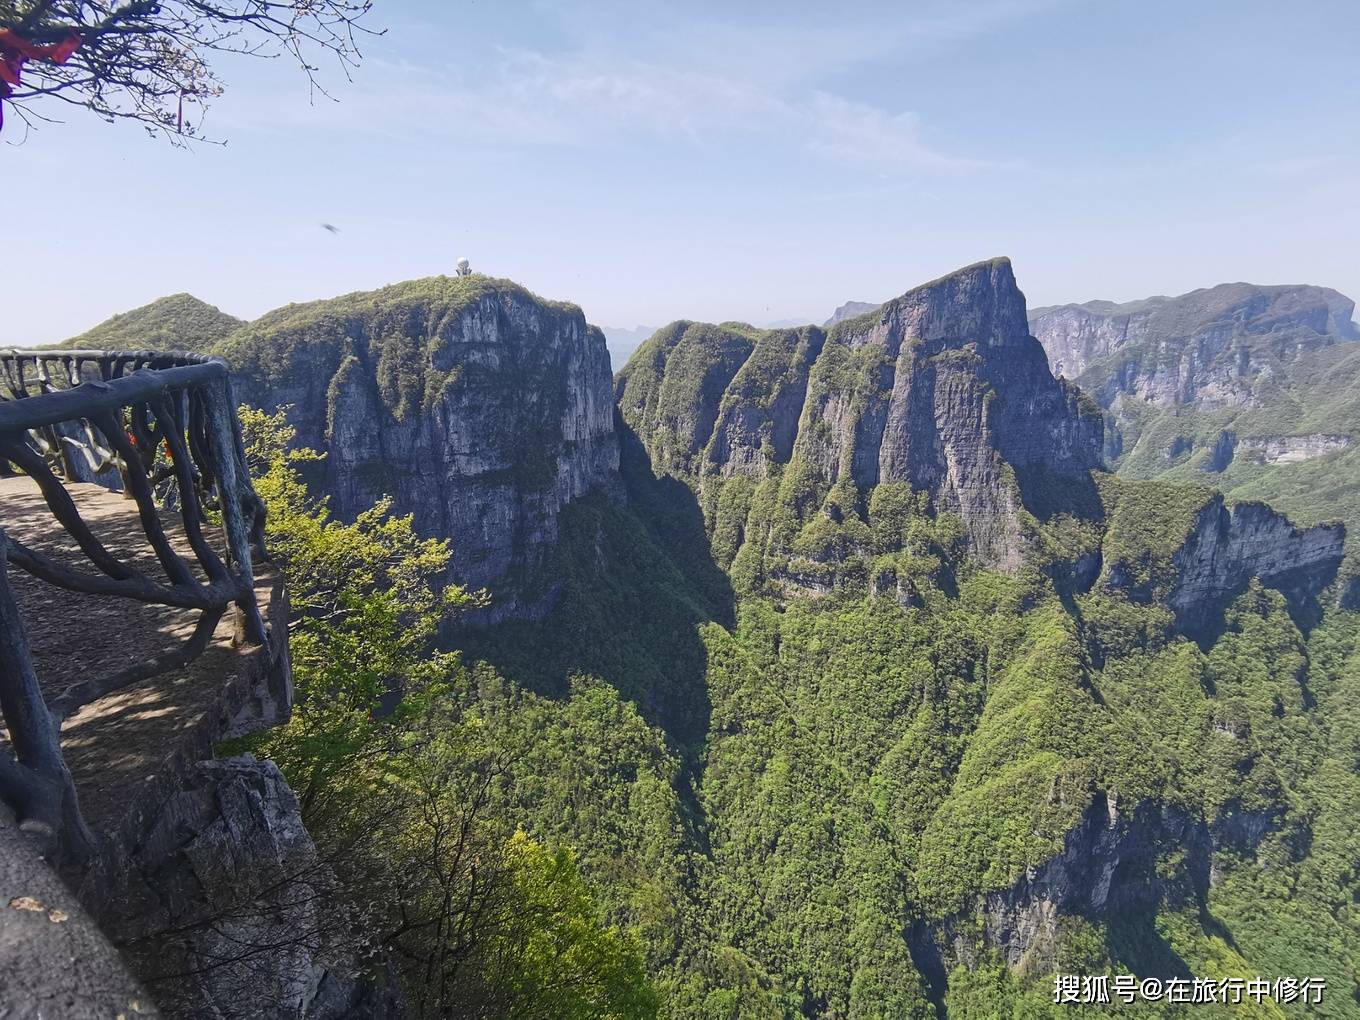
left=6, top=0, right=1359, bottom=346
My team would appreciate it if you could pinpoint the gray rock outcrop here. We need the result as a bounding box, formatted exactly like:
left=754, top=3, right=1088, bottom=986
left=823, top=299, right=881, bottom=327
left=108, top=756, right=399, bottom=1019
left=1237, top=433, right=1351, bottom=465
left=918, top=793, right=1275, bottom=979
left=218, top=278, right=620, bottom=622
left=1029, top=282, right=1358, bottom=404
left=1164, top=499, right=1344, bottom=634
left=0, top=802, right=154, bottom=1019
left=619, top=258, right=1105, bottom=572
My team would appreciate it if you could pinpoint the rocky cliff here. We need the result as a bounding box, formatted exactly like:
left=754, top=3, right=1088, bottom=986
left=1030, top=281, right=1360, bottom=575
left=215, top=276, right=619, bottom=621
left=109, top=757, right=398, bottom=1018
left=619, top=258, right=1105, bottom=574
left=1029, top=282, right=1358, bottom=403
left=1162, top=498, right=1344, bottom=633
left=1096, top=482, right=1345, bottom=636
left=617, top=261, right=1348, bottom=630
left=917, top=795, right=1217, bottom=978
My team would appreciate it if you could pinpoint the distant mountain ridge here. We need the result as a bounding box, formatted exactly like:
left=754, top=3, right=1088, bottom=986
left=599, top=325, right=657, bottom=371
left=823, top=299, right=881, bottom=326
left=1029, top=281, right=1358, bottom=387
left=1029, top=280, right=1360, bottom=569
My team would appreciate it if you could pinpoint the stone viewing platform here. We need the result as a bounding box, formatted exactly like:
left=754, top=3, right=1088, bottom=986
left=0, top=350, right=293, bottom=1016
left=1, top=475, right=288, bottom=839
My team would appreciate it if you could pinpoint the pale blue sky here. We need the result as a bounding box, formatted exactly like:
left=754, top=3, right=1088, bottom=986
left=5, top=0, right=1358, bottom=345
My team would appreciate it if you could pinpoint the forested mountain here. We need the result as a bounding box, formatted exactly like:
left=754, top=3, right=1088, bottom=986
left=51, top=293, right=244, bottom=351
left=74, top=263, right=1360, bottom=1016
left=595, top=263, right=1358, bottom=1015
left=1030, top=284, right=1360, bottom=571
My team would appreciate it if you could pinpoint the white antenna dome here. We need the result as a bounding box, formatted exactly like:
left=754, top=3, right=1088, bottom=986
left=455, top=257, right=472, bottom=277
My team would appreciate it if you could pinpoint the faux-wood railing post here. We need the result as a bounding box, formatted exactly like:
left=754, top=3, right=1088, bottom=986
left=203, top=377, right=266, bottom=646
left=0, top=530, right=98, bottom=862
left=0, top=348, right=271, bottom=863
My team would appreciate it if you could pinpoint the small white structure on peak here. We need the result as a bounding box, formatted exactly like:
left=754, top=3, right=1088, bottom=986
left=455, top=257, right=472, bottom=277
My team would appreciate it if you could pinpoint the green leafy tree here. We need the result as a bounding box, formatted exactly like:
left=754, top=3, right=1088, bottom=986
left=232, top=407, right=658, bottom=1018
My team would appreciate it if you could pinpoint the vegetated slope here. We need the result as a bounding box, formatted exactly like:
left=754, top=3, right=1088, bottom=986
left=53, top=293, right=244, bottom=351
left=451, top=260, right=1358, bottom=1017
left=213, top=274, right=619, bottom=621
left=1030, top=283, right=1360, bottom=564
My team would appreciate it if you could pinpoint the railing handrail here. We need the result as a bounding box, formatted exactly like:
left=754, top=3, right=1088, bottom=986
left=0, top=346, right=267, bottom=863
left=1, top=347, right=218, bottom=361
left=0, top=361, right=226, bottom=431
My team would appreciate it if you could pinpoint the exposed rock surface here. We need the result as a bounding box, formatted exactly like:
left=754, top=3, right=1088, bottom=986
left=0, top=803, right=154, bottom=1019
left=216, top=277, right=620, bottom=622
left=1163, top=499, right=1344, bottom=634
left=1029, top=282, right=1358, bottom=403
left=918, top=793, right=1274, bottom=979
left=1097, top=485, right=1345, bottom=636
left=1238, top=433, right=1351, bottom=465
left=106, top=757, right=398, bottom=1019
left=1030, top=281, right=1360, bottom=571
left=619, top=258, right=1105, bottom=571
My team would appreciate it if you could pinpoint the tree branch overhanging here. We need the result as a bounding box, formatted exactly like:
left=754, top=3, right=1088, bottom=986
left=0, top=1, right=382, bottom=143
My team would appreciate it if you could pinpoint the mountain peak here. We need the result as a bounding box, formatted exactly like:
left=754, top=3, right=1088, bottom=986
left=842, top=256, right=1029, bottom=351
left=55, top=293, right=244, bottom=352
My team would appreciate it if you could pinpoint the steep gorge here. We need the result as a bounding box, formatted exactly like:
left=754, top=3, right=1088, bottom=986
left=44, top=260, right=1360, bottom=1016
left=617, top=259, right=1344, bottom=630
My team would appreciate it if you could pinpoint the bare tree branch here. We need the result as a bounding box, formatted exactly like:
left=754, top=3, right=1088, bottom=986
left=0, top=1, right=382, bottom=144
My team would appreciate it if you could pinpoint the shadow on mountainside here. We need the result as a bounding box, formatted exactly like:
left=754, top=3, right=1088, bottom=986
left=451, top=416, right=733, bottom=755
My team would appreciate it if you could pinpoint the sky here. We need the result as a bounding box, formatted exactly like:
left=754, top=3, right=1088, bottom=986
left=4, top=0, right=1359, bottom=345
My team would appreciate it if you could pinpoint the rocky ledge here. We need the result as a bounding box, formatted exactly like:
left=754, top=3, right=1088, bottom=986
left=915, top=792, right=1273, bottom=984
left=1165, top=498, right=1344, bottom=634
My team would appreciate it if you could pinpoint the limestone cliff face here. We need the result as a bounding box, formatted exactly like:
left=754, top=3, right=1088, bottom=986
left=110, top=757, right=399, bottom=1019
left=795, top=259, right=1103, bottom=568
left=216, top=277, right=619, bottom=621
left=1096, top=487, right=1345, bottom=636
left=919, top=794, right=1275, bottom=978
left=619, top=258, right=1104, bottom=572
left=1029, top=282, right=1358, bottom=406
left=1163, top=499, right=1344, bottom=634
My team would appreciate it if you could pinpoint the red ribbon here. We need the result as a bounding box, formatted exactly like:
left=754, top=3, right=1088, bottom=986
left=0, top=28, right=82, bottom=134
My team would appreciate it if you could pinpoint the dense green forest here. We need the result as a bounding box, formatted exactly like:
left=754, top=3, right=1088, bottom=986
left=235, top=399, right=1360, bottom=1017
left=463, top=422, right=1360, bottom=1018
left=67, top=278, right=1355, bottom=1016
